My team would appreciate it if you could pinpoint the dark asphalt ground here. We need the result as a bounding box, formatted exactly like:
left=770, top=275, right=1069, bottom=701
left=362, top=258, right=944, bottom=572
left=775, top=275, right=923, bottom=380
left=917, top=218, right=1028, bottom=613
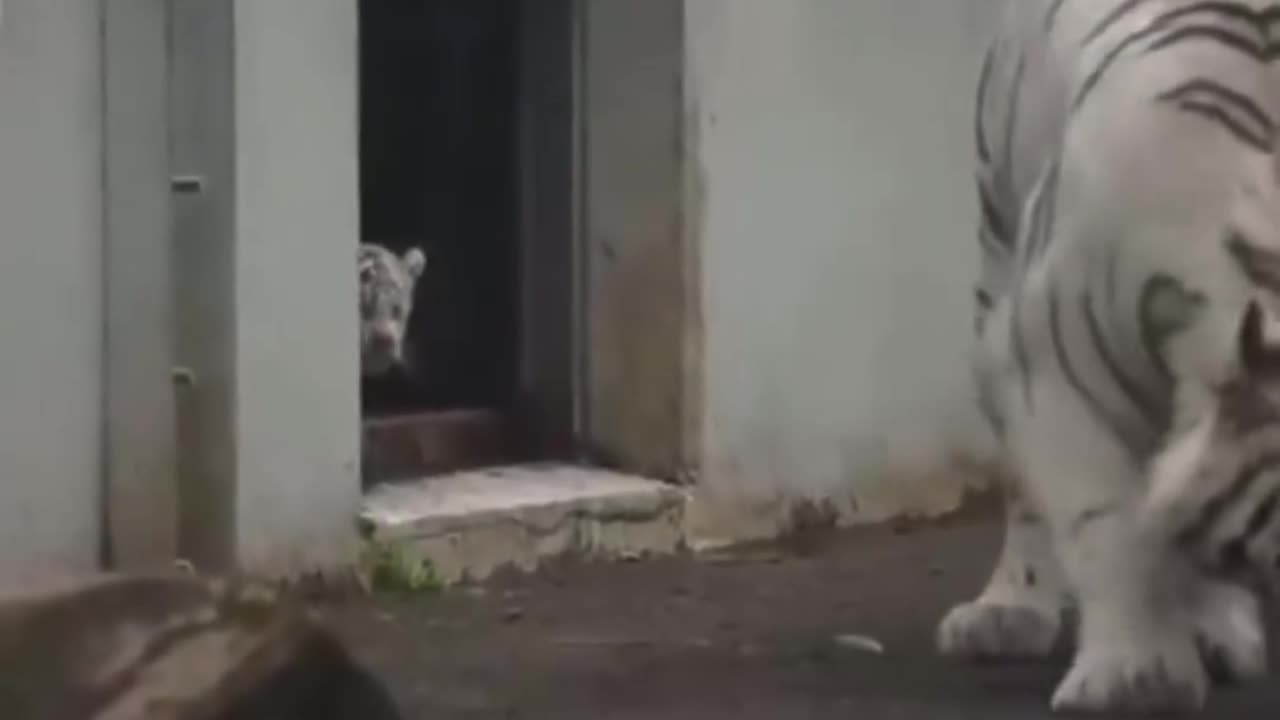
left=325, top=512, right=1280, bottom=719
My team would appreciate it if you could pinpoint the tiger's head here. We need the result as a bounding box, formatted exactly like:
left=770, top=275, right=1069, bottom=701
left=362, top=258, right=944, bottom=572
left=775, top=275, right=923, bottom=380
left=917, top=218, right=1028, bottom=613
left=359, top=243, right=426, bottom=377
left=1143, top=299, right=1280, bottom=591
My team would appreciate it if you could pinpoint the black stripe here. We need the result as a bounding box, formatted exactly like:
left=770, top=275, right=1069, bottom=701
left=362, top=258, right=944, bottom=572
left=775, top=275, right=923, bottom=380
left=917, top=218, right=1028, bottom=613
left=1175, top=451, right=1280, bottom=549
left=1044, top=0, right=1069, bottom=32
left=979, top=226, right=1007, bottom=260
left=1047, top=283, right=1076, bottom=391
left=1146, top=23, right=1270, bottom=60
left=1162, top=78, right=1275, bottom=133
left=974, top=287, right=994, bottom=335
left=1153, top=1, right=1280, bottom=32
left=1074, top=2, right=1277, bottom=111
left=977, top=182, right=1009, bottom=248
left=1011, top=296, right=1034, bottom=411
left=1081, top=287, right=1162, bottom=427
left=1243, top=489, right=1280, bottom=542
left=999, top=54, right=1027, bottom=196
left=1104, top=245, right=1122, bottom=308
left=1049, top=280, right=1142, bottom=456
left=975, top=287, right=994, bottom=312
left=1226, top=231, right=1280, bottom=295
left=1077, top=14, right=1180, bottom=109
left=1138, top=274, right=1205, bottom=381
left=1082, top=0, right=1157, bottom=47
left=1168, top=99, right=1273, bottom=152
left=1155, top=78, right=1274, bottom=153
left=975, top=46, right=995, bottom=163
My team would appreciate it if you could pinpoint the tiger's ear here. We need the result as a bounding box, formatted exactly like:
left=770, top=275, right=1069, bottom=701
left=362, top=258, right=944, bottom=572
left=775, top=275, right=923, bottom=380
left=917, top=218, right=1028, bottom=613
left=1237, top=299, right=1280, bottom=377
left=402, top=247, right=427, bottom=281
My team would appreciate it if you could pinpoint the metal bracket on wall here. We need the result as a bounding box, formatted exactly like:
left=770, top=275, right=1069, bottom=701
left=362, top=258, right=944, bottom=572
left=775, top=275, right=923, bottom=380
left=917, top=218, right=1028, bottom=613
left=171, top=366, right=197, bottom=388
left=170, top=174, right=206, bottom=194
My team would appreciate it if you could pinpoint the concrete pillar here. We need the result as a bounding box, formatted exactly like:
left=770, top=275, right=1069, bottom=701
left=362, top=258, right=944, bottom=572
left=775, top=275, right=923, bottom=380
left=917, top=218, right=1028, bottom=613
left=170, top=0, right=361, bottom=576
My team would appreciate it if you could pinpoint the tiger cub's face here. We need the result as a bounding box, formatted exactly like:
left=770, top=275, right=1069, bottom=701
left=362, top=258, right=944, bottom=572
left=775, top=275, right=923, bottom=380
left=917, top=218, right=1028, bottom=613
left=359, top=244, right=426, bottom=377
left=1144, top=300, right=1280, bottom=592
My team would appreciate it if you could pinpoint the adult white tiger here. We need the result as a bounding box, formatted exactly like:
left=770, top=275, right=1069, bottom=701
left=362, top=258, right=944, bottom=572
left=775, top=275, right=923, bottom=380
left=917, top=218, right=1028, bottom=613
left=359, top=242, right=426, bottom=377
left=941, top=0, right=1280, bottom=713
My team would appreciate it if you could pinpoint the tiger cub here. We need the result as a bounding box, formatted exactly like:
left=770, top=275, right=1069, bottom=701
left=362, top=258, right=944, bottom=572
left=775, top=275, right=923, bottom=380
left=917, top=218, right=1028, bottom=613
left=359, top=243, right=426, bottom=378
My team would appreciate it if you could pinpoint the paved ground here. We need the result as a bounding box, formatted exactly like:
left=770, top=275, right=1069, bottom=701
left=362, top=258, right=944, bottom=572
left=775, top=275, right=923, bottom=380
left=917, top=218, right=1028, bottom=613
left=325, top=512, right=1280, bottom=719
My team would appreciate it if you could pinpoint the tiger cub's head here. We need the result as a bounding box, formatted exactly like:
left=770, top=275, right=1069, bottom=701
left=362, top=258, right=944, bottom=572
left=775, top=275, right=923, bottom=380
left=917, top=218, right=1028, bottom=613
left=1143, top=299, right=1280, bottom=590
left=359, top=243, right=427, bottom=377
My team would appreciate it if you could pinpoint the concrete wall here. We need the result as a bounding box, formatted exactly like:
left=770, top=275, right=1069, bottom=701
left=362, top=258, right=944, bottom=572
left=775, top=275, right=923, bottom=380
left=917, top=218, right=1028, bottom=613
left=581, top=0, right=696, bottom=481
left=231, top=0, right=363, bottom=574
left=683, top=0, right=1004, bottom=545
left=0, top=1, right=104, bottom=582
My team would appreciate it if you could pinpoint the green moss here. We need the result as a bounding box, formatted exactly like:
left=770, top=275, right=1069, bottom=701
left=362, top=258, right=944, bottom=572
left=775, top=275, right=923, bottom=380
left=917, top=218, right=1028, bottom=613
left=357, top=537, right=443, bottom=595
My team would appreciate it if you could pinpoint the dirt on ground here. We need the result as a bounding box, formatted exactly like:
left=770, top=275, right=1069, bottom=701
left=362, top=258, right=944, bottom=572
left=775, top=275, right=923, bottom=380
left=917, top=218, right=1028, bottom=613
left=323, top=513, right=1280, bottom=719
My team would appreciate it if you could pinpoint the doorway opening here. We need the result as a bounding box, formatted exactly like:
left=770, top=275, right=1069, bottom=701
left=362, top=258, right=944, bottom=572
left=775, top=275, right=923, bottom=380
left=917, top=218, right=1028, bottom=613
left=358, top=0, right=520, bottom=483
left=357, top=0, right=577, bottom=486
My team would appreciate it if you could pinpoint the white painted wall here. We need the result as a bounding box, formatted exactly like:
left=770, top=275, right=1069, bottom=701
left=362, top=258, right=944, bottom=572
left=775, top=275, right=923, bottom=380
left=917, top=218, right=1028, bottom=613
left=685, top=0, right=1005, bottom=544
left=0, top=1, right=104, bottom=582
left=231, top=0, right=363, bottom=574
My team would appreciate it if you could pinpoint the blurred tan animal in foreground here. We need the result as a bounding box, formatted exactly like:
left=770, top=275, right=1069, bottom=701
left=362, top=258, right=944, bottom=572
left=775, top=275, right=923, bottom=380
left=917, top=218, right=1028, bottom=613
left=0, top=573, right=401, bottom=720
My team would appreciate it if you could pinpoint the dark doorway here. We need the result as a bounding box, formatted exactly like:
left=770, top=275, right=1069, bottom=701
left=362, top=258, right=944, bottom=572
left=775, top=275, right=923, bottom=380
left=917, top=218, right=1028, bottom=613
left=358, top=0, right=521, bottom=480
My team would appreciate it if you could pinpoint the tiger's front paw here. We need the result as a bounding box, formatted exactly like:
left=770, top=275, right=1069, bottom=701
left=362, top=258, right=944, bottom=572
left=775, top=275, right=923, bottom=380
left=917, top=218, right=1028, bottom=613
left=1051, top=632, right=1208, bottom=713
left=936, top=601, right=1060, bottom=661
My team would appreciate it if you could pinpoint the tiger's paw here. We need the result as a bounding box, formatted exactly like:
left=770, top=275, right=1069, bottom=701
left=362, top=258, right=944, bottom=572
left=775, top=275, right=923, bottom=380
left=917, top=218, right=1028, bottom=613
left=1051, top=632, right=1208, bottom=714
left=936, top=601, right=1060, bottom=660
left=1194, top=582, right=1267, bottom=685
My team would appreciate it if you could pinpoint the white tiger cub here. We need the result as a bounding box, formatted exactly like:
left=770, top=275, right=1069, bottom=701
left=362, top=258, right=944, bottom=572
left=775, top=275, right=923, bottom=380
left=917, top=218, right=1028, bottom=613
left=359, top=243, right=426, bottom=377
left=941, top=0, right=1280, bottom=713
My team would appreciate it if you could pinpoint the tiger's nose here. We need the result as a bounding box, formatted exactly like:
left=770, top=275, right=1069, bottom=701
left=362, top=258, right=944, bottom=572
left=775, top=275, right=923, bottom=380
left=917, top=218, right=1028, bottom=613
left=370, top=331, right=396, bottom=351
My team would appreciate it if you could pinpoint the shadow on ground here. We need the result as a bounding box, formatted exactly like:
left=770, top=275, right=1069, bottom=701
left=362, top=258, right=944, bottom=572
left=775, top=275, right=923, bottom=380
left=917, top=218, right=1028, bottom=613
left=325, top=513, right=1280, bottom=719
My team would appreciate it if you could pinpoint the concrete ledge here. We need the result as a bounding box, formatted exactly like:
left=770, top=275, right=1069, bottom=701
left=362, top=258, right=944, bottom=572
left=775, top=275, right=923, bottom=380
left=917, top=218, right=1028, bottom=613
left=360, top=464, right=687, bottom=583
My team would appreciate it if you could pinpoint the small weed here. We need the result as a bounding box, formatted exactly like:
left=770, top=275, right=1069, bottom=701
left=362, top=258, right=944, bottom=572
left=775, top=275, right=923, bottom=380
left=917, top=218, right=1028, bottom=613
left=357, top=537, right=443, bottom=596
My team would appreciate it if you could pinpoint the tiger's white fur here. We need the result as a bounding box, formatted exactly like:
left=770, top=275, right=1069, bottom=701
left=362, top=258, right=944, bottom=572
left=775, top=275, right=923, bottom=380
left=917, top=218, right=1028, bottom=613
left=941, top=1, right=1280, bottom=712
left=359, top=243, right=426, bottom=377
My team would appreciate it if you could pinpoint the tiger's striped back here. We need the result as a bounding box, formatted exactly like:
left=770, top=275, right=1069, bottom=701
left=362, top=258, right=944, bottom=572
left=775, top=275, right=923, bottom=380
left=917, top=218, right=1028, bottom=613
left=975, top=0, right=1280, bottom=459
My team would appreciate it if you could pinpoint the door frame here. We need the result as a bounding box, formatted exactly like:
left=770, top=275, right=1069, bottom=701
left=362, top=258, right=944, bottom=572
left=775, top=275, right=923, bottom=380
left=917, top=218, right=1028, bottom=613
left=513, top=0, right=580, bottom=461
left=98, top=0, right=699, bottom=574
left=355, top=0, right=701, bottom=484
left=514, top=0, right=699, bottom=482
left=100, top=0, right=180, bottom=571
left=573, top=0, right=700, bottom=483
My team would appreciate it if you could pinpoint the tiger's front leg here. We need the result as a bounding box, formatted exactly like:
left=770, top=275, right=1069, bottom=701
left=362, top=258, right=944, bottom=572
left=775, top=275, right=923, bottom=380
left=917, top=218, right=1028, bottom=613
left=1009, top=370, right=1210, bottom=713
left=937, top=481, right=1070, bottom=661
left=939, top=294, right=1072, bottom=661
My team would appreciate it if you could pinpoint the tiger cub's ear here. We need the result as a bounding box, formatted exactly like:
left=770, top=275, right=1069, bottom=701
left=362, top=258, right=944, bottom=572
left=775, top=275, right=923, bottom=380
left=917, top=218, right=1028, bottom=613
left=402, top=247, right=427, bottom=281
left=1237, top=299, right=1280, bottom=378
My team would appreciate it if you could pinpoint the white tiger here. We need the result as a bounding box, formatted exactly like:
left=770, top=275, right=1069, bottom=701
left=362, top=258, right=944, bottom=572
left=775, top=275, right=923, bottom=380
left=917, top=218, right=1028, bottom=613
left=359, top=243, right=426, bottom=377
left=940, top=0, right=1280, bottom=713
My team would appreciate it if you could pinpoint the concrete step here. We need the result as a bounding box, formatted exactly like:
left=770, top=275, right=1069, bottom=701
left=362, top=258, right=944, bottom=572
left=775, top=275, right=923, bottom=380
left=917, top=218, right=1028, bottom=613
left=359, top=464, right=687, bottom=584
